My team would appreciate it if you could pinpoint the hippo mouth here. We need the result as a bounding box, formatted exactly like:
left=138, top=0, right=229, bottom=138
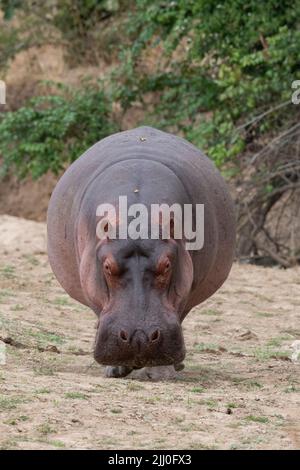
left=129, top=351, right=186, bottom=369
left=94, top=342, right=186, bottom=369
left=94, top=350, right=186, bottom=369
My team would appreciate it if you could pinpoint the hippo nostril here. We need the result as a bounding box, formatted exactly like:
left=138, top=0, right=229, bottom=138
left=149, top=328, right=161, bottom=343
left=119, top=329, right=129, bottom=342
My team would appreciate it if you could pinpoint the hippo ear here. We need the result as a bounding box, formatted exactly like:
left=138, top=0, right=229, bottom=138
left=79, top=241, right=108, bottom=316
left=169, top=240, right=194, bottom=313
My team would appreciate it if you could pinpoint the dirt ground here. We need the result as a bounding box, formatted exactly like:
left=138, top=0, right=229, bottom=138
left=0, top=215, right=299, bottom=450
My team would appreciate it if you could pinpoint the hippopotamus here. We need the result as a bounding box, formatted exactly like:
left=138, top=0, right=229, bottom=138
left=47, top=126, right=235, bottom=378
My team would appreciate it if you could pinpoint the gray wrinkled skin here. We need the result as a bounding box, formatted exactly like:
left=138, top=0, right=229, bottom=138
left=47, top=127, right=236, bottom=377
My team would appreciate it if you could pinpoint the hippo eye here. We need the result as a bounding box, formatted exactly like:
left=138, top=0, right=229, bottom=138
left=156, top=258, right=171, bottom=276
left=103, top=260, right=112, bottom=274
left=103, top=258, right=119, bottom=276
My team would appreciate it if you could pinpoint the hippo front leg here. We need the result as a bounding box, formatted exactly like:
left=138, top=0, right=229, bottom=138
left=174, top=362, right=185, bottom=371
left=105, top=365, right=134, bottom=378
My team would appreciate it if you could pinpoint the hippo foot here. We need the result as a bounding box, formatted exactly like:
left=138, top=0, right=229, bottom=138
left=174, top=362, right=185, bottom=371
left=105, top=365, right=133, bottom=378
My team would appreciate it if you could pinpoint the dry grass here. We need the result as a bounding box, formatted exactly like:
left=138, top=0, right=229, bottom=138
left=0, top=215, right=299, bottom=450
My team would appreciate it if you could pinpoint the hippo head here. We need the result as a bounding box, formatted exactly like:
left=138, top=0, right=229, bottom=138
left=80, top=231, right=193, bottom=369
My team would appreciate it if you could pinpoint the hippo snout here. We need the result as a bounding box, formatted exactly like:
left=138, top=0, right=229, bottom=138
left=94, top=316, right=186, bottom=368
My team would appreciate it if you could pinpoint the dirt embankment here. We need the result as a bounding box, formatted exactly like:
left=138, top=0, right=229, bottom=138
left=0, top=172, right=57, bottom=222
left=0, top=215, right=299, bottom=450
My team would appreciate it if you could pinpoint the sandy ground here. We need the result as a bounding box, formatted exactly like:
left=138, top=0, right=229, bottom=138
left=0, top=215, right=299, bottom=450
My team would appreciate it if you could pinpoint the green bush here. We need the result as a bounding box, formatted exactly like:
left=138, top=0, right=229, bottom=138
left=0, top=83, right=119, bottom=178
left=0, top=0, right=22, bottom=20
left=1, top=0, right=300, bottom=178
left=117, top=0, right=300, bottom=166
